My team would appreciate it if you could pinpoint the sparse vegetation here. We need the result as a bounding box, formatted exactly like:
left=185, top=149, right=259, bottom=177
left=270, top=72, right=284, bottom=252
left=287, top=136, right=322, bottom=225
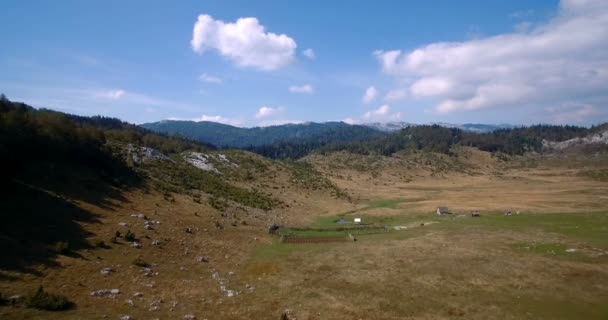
left=27, top=286, right=72, bottom=311
left=124, top=230, right=136, bottom=242
left=52, top=241, right=70, bottom=255
left=131, top=257, right=149, bottom=268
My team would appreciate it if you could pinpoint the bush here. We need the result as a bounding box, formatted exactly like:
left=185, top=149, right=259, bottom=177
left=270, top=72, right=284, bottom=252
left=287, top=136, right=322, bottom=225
left=52, top=241, right=70, bottom=255
left=27, top=286, right=72, bottom=311
left=94, top=240, right=109, bottom=248
left=132, top=257, right=149, bottom=268
left=124, top=230, right=136, bottom=242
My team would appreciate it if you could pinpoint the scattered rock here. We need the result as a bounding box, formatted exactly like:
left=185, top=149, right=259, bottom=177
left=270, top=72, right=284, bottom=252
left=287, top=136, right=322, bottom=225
left=119, top=222, right=128, bottom=227
left=91, top=289, right=120, bottom=298
left=133, top=292, right=143, bottom=298
left=7, top=295, right=24, bottom=305
left=281, top=309, right=294, bottom=320
left=198, top=256, right=209, bottom=263
left=101, top=267, right=114, bottom=276
left=126, top=299, right=134, bottom=306
left=128, top=144, right=174, bottom=164
left=186, top=227, right=194, bottom=234
left=119, top=315, right=133, bottom=320
left=130, top=213, right=146, bottom=219
left=131, top=242, right=142, bottom=249
left=184, top=315, right=196, bottom=320
left=149, top=298, right=162, bottom=311
left=566, top=248, right=578, bottom=253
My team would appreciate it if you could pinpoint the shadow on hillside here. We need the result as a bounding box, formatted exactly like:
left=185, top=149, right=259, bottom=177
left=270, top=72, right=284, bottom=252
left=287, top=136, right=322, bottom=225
left=18, top=162, right=144, bottom=211
left=0, top=177, right=126, bottom=275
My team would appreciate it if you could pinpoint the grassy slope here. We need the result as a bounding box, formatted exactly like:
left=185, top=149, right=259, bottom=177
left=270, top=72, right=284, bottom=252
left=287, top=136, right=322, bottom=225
left=2, top=144, right=608, bottom=319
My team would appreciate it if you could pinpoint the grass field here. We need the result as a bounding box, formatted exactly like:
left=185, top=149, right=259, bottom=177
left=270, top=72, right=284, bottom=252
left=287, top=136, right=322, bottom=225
left=2, top=150, right=608, bottom=319
left=246, top=210, right=608, bottom=319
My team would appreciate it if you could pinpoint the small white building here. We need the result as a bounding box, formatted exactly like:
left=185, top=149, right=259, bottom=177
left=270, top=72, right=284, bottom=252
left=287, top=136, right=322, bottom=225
left=436, top=207, right=449, bottom=215
left=354, top=218, right=361, bottom=224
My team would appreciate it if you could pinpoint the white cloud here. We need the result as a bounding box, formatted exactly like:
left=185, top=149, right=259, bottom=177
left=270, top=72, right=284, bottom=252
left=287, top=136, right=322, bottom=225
left=169, top=114, right=242, bottom=126
left=362, top=86, right=377, bottom=104
left=362, top=104, right=402, bottom=121
left=191, top=14, right=297, bottom=71
left=258, top=119, right=304, bottom=127
left=384, top=88, right=407, bottom=102
left=288, top=84, right=314, bottom=94
left=303, top=48, right=315, bottom=59
left=255, top=106, right=284, bottom=119
left=341, top=118, right=359, bottom=125
left=199, top=73, right=222, bottom=84
left=374, top=0, right=608, bottom=115
left=96, top=89, right=125, bottom=100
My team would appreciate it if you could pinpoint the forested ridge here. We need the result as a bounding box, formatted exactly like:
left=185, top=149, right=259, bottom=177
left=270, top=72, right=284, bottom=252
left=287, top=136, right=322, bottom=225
left=247, top=124, right=605, bottom=159
left=0, top=95, right=212, bottom=184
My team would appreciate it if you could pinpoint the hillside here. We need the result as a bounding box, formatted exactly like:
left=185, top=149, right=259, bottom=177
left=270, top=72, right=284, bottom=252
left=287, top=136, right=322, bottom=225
left=143, top=118, right=607, bottom=161
left=2, top=98, right=608, bottom=319
left=140, top=120, right=385, bottom=148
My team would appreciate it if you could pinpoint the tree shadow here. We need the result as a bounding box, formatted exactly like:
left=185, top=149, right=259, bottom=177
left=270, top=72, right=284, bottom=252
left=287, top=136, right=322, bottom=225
left=0, top=181, right=102, bottom=274
left=17, top=161, right=143, bottom=211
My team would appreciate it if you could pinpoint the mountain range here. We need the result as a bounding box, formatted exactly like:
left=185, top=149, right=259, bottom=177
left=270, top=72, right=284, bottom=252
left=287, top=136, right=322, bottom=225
left=140, top=120, right=517, bottom=149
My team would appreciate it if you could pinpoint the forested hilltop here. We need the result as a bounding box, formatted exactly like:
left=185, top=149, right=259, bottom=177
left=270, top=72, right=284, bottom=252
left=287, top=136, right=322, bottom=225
left=141, top=119, right=386, bottom=148
left=238, top=123, right=607, bottom=159
left=142, top=117, right=607, bottom=160
left=0, top=95, right=213, bottom=184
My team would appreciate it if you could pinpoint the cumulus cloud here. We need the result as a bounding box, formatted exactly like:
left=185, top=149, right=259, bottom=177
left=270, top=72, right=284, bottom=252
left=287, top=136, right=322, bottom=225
left=362, top=86, right=377, bottom=104
left=374, top=0, right=608, bottom=115
left=341, top=118, right=359, bottom=125
left=303, top=48, right=315, bottom=59
left=288, top=84, right=314, bottom=94
left=96, top=89, right=125, bottom=100
left=191, top=14, right=297, bottom=71
left=384, top=88, right=407, bottom=102
left=199, top=73, right=222, bottom=84
left=255, top=106, right=284, bottom=119
left=362, top=104, right=402, bottom=121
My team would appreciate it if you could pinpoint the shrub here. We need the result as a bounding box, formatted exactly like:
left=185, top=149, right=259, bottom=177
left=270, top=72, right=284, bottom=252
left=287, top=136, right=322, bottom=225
left=209, top=196, right=228, bottom=211
left=94, top=240, right=109, bottom=248
left=52, top=241, right=70, bottom=255
left=27, top=286, right=72, bottom=311
left=124, top=230, right=136, bottom=242
left=110, top=236, right=118, bottom=244
left=132, top=257, right=149, bottom=268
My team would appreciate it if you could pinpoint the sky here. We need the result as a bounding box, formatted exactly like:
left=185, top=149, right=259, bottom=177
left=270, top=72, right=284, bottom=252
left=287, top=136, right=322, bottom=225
left=1, top=0, right=607, bottom=127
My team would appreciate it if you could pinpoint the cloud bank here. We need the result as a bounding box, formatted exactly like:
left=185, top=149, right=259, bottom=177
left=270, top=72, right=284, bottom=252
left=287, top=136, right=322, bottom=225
left=374, top=0, right=608, bottom=123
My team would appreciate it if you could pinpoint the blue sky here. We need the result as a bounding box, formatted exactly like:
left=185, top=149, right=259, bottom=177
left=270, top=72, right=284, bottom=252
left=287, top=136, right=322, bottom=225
left=1, top=0, right=607, bottom=126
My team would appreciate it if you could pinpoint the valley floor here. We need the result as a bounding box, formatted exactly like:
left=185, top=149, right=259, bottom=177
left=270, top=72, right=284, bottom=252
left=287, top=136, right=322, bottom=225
left=1, top=151, right=608, bottom=319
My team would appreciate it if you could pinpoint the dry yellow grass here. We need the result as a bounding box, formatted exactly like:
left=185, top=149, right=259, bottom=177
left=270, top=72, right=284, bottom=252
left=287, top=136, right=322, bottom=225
left=1, top=149, right=607, bottom=319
